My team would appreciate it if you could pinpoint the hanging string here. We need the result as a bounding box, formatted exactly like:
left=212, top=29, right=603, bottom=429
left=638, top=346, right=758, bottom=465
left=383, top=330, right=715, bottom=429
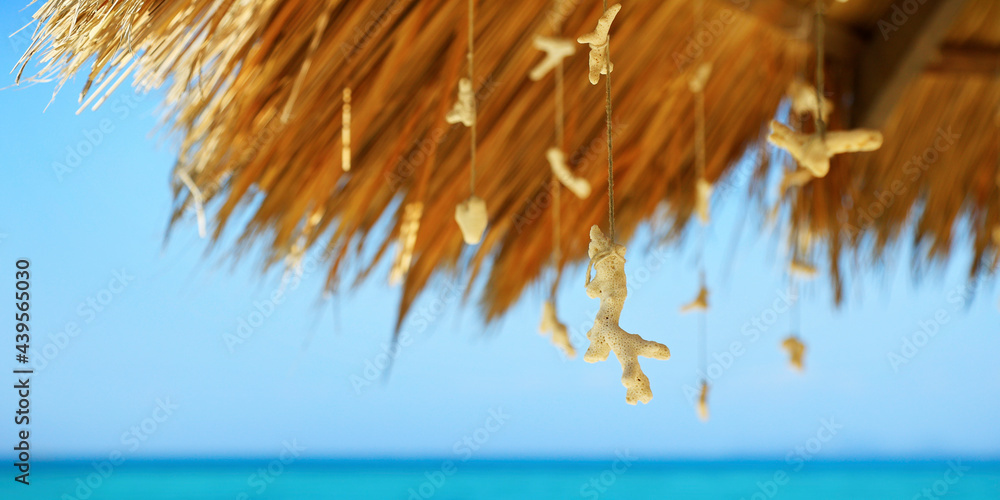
left=813, top=0, right=826, bottom=138
left=694, top=0, right=706, bottom=182
left=694, top=97, right=706, bottom=180
left=556, top=57, right=566, bottom=150
left=603, top=0, right=616, bottom=243
left=693, top=0, right=709, bottom=227
left=698, top=270, right=708, bottom=378
left=468, top=0, right=477, bottom=195
left=550, top=56, right=566, bottom=299
left=694, top=0, right=708, bottom=382
left=791, top=277, right=801, bottom=337
left=794, top=10, right=811, bottom=82
left=696, top=231, right=708, bottom=376
left=995, top=66, right=1000, bottom=271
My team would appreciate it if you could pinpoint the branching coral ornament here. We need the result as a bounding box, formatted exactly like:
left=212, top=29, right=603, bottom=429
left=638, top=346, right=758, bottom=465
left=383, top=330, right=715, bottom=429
left=789, top=258, right=818, bottom=279
left=529, top=36, right=576, bottom=81
left=539, top=300, right=576, bottom=358
left=446, top=78, right=475, bottom=127
left=769, top=120, right=883, bottom=190
left=455, top=195, right=487, bottom=245
left=577, top=3, right=621, bottom=85
left=547, top=147, right=591, bottom=199
left=697, top=380, right=709, bottom=422
left=680, top=284, right=709, bottom=313
left=584, top=225, right=671, bottom=404
left=782, top=335, right=806, bottom=372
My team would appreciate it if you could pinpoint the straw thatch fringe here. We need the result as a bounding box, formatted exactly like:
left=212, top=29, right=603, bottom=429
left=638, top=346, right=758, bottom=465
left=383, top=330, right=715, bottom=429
left=15, top=0, right=1000, bottom=327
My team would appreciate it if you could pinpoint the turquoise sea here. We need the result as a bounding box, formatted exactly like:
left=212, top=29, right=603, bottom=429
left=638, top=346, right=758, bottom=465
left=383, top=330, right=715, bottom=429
left=3, top=460, right=998, bottom=499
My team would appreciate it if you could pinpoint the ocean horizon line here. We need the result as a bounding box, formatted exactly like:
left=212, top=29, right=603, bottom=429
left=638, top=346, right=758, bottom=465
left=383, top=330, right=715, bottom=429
left=22, top=456, right=1000, bottom=466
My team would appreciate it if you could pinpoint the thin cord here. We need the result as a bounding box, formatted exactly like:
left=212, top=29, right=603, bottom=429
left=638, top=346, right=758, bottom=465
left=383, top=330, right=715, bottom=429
left=795, top=10, right=810, bottom=81
left=603, top=0, right=616, bottom=243
left=551, top=59, right=565, bottom=299
left=695, top=0, right=708, bottom=381
left=556, top=60, right=566, bottom=149
left=698, top=267, right=708, bottom=377
left=994, top=66, right=1000, bottom=271
left=814, top=0, right=826, bottom=138
left=699, top=311, right=707, bottom=380
left=468, top=0, right=477, bottom=195
left=696, top=203, right=707, bottom=368
left=551, top=181, right=562, bottom=298
left=695, top=94, right=706, bottom=180
left=694, top=0, right=706, bottom=180
left=791, top=278, right=801, bottom=337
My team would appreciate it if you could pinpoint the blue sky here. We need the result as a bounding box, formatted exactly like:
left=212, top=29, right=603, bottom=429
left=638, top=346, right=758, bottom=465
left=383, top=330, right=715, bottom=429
left=1, top=11, right=998, bottom=463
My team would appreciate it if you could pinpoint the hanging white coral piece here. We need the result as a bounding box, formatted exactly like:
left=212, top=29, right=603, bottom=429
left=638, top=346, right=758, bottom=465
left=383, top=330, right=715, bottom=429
left=768, top=120, right=883, bottom=178
left=584, top=225, right=671, bottom=404
left=539, top=300, right=576, bottom=358
left=529, top=36, right=576, bottom=81
left=680, top=284, right=709, bottom=313
left=577, top=3, right=621, bottom=85
left=790, top=258, right=818, bottom=279
left=547, top=147, right=591, bottom=199
left=787, top=79, right=833, bottom=123
left=389, top=202, right=423, bottom=285
left=769, top=120, right=883, bottom=191
left=455, top=195, right=488, bottom=245
left=446, top=78, right=475, bottom=127
left=697, top=380, right=710, bottom=422
left=782, top=335, right=806, bottom=372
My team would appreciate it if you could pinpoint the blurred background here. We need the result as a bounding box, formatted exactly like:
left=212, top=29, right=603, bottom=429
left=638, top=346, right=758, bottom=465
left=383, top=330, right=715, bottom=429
left=2, top=3, right=1000, bottom=500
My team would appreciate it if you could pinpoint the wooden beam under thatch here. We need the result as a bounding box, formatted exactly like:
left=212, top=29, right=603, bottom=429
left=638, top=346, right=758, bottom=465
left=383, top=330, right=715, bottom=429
left=926, top=45, right=1000, bottom=74
left=740, top=0, right=863, bottom=60
left=853, top=0, right=972, bottom=128
left=734, top=0, right=999, bottom=78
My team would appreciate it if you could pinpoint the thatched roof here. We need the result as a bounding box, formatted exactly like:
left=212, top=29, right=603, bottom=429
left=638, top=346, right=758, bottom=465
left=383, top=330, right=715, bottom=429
left=15, top=0, right=1000, bottom=325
